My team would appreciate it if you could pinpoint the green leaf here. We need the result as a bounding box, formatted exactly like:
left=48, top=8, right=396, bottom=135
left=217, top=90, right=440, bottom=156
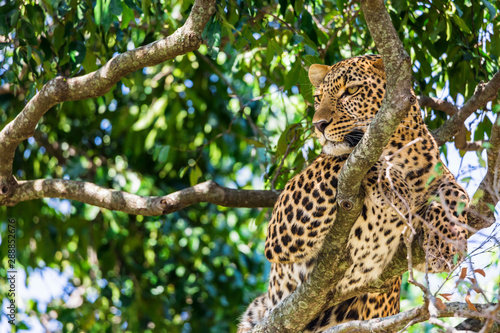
left=95, top=0, right=103, bottom=25
left=477, top=150, right=487, bottom=167
left=336, top=0, right=345, bottom=13
left=109, top=0, right=122, bottom=16
left=491, top=26, right=500, bottom=58
left=95, top=0, right=112, bottom=32
left=294, top=0, right=304, bottom=15
left=482, top=141, right=492, bottom=149
left=460, top=177, right=472, bottom=183
left=132, top=97, right=168, bottom=131
left=144, top=128, right=157, bottom=150
left=480, top=0, right=497, bottom=19
left=158, top=146, right=170, bottom=163
left=284, top=60, right=301, bottom=91
left=300, top=11, right=317, bottom=43
left=82, top=51, right=98, bottom=72
left=486, top=203, right=496, bottom=212
left=224, top=25, right=234, bottom=44
left=189, top=165, right=202, bottom=186
left=299, top=66, right=313, bottom=104
left=454, top=3, right=464, bottom=17
left=291, top=34, right=304, bottom=45
left=121, top=3, right=134, bottom=29
left=446, top=19, right=452, bottom=41
left=276, top=124, right=299, bottom=156
left=391, top=0, right=408, bottom=14
left=457, top=201, right=466, bottom=215
left=266, top=40, right=276, bottom=65
left=452, top=15, right=472, bottom=34
left=304, top=44, right=317, bottom=56
left=20, top=20, right=37, bottom=45
left=208, top=20, right=221, bottom=59
left=243, top=138, right=265, bottom=148
left=123, top=0, right=142, bottom=14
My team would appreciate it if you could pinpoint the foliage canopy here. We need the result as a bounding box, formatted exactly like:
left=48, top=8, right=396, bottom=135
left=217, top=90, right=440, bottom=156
left=0, top=0, right=499, bottom=332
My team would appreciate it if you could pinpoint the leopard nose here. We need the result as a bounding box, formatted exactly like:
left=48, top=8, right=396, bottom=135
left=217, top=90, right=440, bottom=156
left=313, top=119, right=332, bottom=134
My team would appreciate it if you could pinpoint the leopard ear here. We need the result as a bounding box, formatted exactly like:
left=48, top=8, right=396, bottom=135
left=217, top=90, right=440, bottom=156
left=371, top=57, right=385, bottom=77
left=308, top=64, right=330, bottom=87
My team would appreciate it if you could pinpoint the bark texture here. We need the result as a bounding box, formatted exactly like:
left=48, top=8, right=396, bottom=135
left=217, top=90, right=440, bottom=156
left=249, top=1, right=417, bottom=331
left=5, top=179, right=279, bottom=216
left=325, top=302, right=499, bottom=333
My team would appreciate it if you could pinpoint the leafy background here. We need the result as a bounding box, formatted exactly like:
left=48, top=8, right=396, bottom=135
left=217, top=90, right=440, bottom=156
left=0, top=0, right=499, bottom=332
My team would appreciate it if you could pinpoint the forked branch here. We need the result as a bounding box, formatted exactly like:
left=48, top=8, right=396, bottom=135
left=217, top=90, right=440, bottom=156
left=431, top=71, right=500, bottom=146
left=0, top=0, right=216, bottom=186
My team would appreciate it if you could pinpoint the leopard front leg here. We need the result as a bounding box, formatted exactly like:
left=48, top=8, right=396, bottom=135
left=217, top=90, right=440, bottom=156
left=421, top=179, right=469, bottom=272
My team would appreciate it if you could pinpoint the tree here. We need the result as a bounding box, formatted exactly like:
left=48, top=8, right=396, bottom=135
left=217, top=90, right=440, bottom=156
left=0, top=0, right=499, bottom=332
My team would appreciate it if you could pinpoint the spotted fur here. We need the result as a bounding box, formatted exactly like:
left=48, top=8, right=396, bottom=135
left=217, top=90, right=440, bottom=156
left=238, top=55, right=468, bottom=332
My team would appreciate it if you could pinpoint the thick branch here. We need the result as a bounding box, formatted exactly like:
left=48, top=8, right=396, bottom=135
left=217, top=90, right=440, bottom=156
left=325, top=302, right=498, bottom=333
left=418, top=96, right=486, bottom=151
left=432, top=70, right=500, bottom=146
left=250, top=1, right=414, bottom=332
left=2, top=179, right=278, bottom=216
left=0, top=0, right=216, bottom=182
left=336, top=0, right=413, bottom=209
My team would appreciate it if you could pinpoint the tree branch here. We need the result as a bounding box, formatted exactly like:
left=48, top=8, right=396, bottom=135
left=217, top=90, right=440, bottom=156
left=325, top=302, right=499, bottom=333
left=418, top=95, right=458, bottom=116
left=3, top=179, right=279, bottom=216
left=418, top=95, right=486, bottom=151
left=336, top=0, right=413, bottom=211
left=468, top=113, right=500, bottom=231
left=250, top=1, right=415, bottom=331
left=0, top=0, right=216, bottom=192
left=432, top=71, right=500, bottom=146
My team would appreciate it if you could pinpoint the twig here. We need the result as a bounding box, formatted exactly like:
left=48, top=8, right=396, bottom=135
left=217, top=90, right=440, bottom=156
left=417, top=95, right=486, bottom=151
left=252, top=6, right=298, bottom=34
left=432, top=71, right=500, bottom=145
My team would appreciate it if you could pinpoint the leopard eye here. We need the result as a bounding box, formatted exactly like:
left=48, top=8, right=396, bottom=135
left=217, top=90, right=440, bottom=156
left=345, top=86, right=360, bottom=95
left=314, top=94, right=322, bottom=103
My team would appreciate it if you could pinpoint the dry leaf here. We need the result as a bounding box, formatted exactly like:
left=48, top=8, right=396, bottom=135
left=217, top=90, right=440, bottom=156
left=468, top=277, right=477, bottom=285
left=459, top=267, right=467, bottom=280
left=474, top=269, right=486, bottom=277
left=456, top=267, right=468, bottom=288
left=439, top=293, right=453, bottom=301
left=435, top=298, right=447, bottom=310
left=465, top=294, right=478, bottom=311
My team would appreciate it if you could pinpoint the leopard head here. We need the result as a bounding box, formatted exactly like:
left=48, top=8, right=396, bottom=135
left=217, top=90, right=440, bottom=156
left=308, top=55, right=386, bottom=156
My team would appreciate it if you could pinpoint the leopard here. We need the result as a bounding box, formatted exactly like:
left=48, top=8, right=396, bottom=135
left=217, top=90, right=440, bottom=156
left=238, top=55, right=469, bottom=333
